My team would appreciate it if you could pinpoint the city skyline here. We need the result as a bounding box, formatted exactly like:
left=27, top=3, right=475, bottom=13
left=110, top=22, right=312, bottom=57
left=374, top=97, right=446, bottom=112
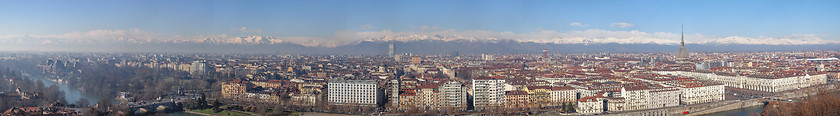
left=0, top=0, right=839, bottom=50
left=2, top=1, right=840, bottom=115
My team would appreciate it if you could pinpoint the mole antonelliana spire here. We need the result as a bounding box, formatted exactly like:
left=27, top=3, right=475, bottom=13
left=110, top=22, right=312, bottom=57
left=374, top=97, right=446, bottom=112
left=677, top=25, right=689, bottom=59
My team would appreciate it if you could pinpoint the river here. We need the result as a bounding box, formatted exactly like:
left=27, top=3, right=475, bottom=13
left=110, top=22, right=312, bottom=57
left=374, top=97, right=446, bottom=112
left=24, top=75, right=101, bottom=105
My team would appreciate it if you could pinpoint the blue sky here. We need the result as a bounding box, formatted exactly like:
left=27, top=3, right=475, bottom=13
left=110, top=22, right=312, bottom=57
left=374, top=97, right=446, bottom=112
left=0, top=0, right=838, bottom=46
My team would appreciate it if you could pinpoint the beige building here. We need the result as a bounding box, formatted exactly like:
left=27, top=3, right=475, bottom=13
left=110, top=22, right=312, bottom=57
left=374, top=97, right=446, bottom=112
left=648, top=87, right=680, bottom=108
left=504, top=90, right=529, bottom=109
left=606, top=97, right=625, bottom=111
left=222, top=80, right=250, bottom=99
left=525, top=86, right=551, bottom=108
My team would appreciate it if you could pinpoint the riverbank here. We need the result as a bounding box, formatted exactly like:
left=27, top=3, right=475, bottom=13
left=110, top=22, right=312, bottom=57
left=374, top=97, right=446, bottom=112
left=699, top=105, right=764, bottom=116
left=185, top=108, right=254, bottom=116
left=22, top=74, right=101, bottom=105
left=689, top=99, right=764, bottom=116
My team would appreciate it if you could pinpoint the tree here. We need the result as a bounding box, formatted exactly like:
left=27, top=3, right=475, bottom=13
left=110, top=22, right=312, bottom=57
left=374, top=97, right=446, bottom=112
left=96, top=98, right=112, bottom=109
left=76, top=98, right=90, bottom=107
left=212, top=100, right=223, bottom=112
left=566, top=103, right=575, bottom=113
left=762, top=87, right=840, bottom=116
left=561, top=102, right=568, bottom=112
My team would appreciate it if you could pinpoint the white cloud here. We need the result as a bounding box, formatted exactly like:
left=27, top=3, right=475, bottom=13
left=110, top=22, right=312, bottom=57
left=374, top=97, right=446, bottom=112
left=359, top=25, right=375, bottom=29
left=611, top=22, right=635, bottom=28
left=570, top=22, right=587, bottom=27
left=236, top=27, right=263, bottom=33
left=409, top=25, right=441, bottom=31
left=348, top=29, right=838, bottom=45
left=699, top=34, right=834, bottom=45
left=1, top=28, right=837, bottom=47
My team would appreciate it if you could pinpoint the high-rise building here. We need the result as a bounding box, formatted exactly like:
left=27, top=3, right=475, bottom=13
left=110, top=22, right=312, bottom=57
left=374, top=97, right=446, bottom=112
left=676, top=25, right=690, bottom=59
left=482, top=54, right=494, bottom=61
left=542, top=49, right=548, bottom=58
left=190, top=61, right=210, bottom=76
left=411, top=56, right=422, bottom=64
left=328, top=79, right=378, bottom=106
left=388, top=41, right=395, bottom=57
left=439, top=81, right=467, bottom=108
left=471, top=76, right=506, bottom=111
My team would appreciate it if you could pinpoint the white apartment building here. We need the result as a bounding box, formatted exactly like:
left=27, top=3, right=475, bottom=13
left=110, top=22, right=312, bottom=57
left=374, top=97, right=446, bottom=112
left=328, top=79, right=378, bottom=106
left=648, top=87, right=680, bottom=108
left=439, top=81, right=467, bottom=108
left=620, top=87, right=649, bottom=111
left=471, top=76, right=506, bottom=110
left=576, top=96, right=604, bottom=114
left=550, top=86, right=577, bottom=104
left=677, top=84, right=724, bottom=105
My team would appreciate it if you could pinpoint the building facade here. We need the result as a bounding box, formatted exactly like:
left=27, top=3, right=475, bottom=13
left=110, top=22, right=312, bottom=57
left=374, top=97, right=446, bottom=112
left=576, top=96, right=604, bottom=114
left=550, top=86, right=577, bottom=105
left=678, top=84, right=724, bottom=105
left=471, top=76, right=506, bottom=110
left=327, top=79, right=378, bottom=106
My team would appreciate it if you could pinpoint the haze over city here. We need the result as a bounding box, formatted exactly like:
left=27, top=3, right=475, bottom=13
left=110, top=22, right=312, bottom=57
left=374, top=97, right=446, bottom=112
left=1, top=1, right=840, bottom=116
left=1, top=0, right=839, bottom=53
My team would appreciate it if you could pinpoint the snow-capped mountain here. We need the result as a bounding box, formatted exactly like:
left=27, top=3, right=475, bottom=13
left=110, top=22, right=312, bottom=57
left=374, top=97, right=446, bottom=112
left=200, top=36, right=283, bottom=44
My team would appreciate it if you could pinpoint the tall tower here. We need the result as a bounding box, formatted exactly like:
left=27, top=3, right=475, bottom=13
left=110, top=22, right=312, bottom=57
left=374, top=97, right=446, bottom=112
left=677, top=25, right=690, bottom=59
left=542, top=49, right=548, bottom=58
left=388, top=41, right=395, bottom=57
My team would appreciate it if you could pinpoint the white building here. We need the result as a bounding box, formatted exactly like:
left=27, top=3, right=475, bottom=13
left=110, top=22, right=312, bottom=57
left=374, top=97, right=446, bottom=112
left=471, top=76, right=506, bottom=110
left=648, top=87, right=680, bottom=108
left=656, top=71, right=827, bottom=93
left=576, top=96, right=604, bottom=114
left=620, top=87, right=649, bottom=111
left=328, top=79, right=378, bottom=106
left=439, top=81, right=467, bottom=108
left=190, top=61, right=210, bottom=75
left=550, top=86, right=577, bottom=104
left=676, top=84, right=724, bottom=105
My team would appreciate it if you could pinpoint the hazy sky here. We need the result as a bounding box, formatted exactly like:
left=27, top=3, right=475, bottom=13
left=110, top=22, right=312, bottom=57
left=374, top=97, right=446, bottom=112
left=0, top=0, right=839, bottom=47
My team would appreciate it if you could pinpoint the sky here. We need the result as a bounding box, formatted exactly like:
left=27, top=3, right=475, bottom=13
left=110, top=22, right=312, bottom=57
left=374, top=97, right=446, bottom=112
left=0, top=0, right=839, bottom=47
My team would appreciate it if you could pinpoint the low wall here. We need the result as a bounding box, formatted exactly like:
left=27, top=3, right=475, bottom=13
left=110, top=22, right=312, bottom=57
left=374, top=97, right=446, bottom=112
left=686, top=99, right=763, bottom=116
left=604, top=99, right=762, bottom=116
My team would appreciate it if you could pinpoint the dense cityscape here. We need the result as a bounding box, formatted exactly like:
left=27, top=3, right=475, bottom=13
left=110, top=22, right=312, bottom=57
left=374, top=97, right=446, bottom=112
left=3, top=0, right=840, bottom=116
left=2, top=38, right=840, bottom=115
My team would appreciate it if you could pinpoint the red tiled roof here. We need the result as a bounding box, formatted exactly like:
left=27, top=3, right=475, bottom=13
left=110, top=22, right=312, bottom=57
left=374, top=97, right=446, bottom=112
left=551, top=86, right=575, bottom=91
left=506, top=90, right=528, bottom=95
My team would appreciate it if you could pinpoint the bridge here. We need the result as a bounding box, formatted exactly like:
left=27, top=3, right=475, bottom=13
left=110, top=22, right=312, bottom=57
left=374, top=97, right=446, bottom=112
left=129, top=93, right=201, bottom=114
left=130, top=99, right=182, bottom=114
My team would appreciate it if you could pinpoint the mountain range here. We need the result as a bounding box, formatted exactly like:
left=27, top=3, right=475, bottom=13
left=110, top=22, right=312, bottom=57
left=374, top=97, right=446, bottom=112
left=2, top=35, right=839, bottom=54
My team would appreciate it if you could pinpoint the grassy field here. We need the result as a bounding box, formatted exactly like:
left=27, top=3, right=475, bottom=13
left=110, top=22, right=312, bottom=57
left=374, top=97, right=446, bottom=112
left=191, top=108, right=253, bottom=116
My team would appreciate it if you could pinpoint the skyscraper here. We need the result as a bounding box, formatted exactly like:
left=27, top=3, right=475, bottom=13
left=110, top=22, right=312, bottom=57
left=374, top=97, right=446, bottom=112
left=388, top=41, right=395, bottom=57
left=676, top=25, right=689, bottom=59
left=190, top=61, right=210, bottom=76
left=542, top=49, right=548, bottom=58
